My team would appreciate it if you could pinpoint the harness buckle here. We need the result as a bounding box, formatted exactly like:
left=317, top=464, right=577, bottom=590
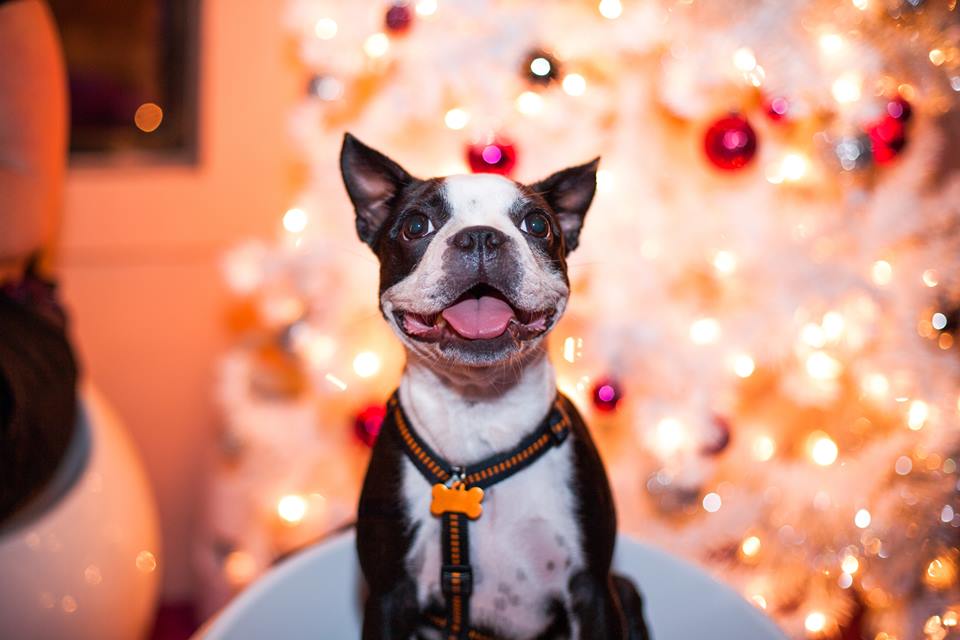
left=441, top=564, right=473, bottom=597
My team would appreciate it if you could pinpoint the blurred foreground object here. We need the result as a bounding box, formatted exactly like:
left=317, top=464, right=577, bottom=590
left=0, top=386, right=161, bottom=640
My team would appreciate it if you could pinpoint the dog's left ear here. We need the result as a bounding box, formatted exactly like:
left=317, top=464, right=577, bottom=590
left=340, top=132, right=416, bottom=247
left=530, top=158, right=600, bottom=253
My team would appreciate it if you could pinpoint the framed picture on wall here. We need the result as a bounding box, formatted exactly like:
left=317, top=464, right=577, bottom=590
left=48, top=0, right=200, bottom=164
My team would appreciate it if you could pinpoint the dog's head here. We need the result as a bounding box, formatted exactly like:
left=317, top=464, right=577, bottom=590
left=340, top=133, right=598, bottom=368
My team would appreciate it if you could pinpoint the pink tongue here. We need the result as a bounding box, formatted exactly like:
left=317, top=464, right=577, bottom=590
left=441, top=296, right=515, bottom=340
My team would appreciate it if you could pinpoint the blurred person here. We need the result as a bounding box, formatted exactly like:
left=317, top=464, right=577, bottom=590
left=0, top=0, right=78, bottom=523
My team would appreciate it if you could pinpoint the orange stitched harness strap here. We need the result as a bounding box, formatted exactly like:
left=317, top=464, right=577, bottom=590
left=389, top=391, right=573, bottom=640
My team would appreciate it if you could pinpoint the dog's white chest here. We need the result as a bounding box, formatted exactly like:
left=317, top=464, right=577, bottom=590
left=402, top=443, right=582, bottom=639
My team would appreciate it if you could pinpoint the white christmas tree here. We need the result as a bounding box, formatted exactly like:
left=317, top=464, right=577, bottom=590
left=201, top=1, right=960, bottom=637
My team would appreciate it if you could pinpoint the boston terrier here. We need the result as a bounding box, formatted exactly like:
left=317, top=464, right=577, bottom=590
left=341, top=133, right=650, bottom=640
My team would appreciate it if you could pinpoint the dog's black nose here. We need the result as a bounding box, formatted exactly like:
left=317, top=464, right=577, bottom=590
left=450, top=226, right=506, bottom=253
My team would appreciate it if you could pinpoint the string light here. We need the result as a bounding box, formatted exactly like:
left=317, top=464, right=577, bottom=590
left=713, top=250, right=737, bottom=274
left=277, top=494, right=308, bottom=524
left=832, top=71, right=863, bottom=104
left=854, top=508, right=872, bottom=529
left=851, top=0, right=868, bottom=9
left=907, top=400, right=929, bottom=430
left=653, top=417, right=688, bottom=458
left=842, top=554, right=860, bottom=574
left=314, top=18, right=338, bottom=40
left=818, top=33, right=844, bottom=55
left=134, top=103, right=163, bottom=133
left=930, top=49, right=947, bottom=66
left=224, top=551, right=258, bottom=588
left=444, top=108, right=470, bottom=130
left=750, top=594, right=768, bottom=610
left=809, top=431, right=838, bottom=466
left=136, top=550, right=158, bottom=573
left=733, top=353, right=755, bottom=378
left=562, top=73, right=587, bottom=96
left=415, top=0, right=438, bottom=16
left=753, top=435, right=776, bottom=461
left=324, top=373, right=348, bottom=391
left=364, top=33, right=390, bottom=58
left=529, top=56, right=553, bottom=78
left=282, top=207, right=309, bottom=233
left=353, top=351, right=382, bottom=378
left=732, top=47, right=757, bottom=72
left=806, top=351, right=842, bottom=380
left=767, top=152, right=810, bottom=183
left=690, top=318, right=721, bottom=344
left=740, top=535, right=762, bottom=559
left=872, top=260, right=892, bottom=285
left=562, top=336, right=582, bottom=363
left=515, top=91, right=544, bottom=116
left=932, top=312, right=948, bottom=331
left=598, top=0, right=622, bottom=19
left=923, top=269, right=940, bottom=287
left=702, top=492, right=722, bottom=513
left=862, top=372, right=890, bottom=398
left=804, top=611, right=827, bottom=634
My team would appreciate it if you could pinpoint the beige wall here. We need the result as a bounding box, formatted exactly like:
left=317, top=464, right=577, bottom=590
left=59, top=0, right=298, bottom=600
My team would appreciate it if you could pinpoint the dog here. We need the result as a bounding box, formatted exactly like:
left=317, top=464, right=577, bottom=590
left=341, top=133, right=650, bottom=640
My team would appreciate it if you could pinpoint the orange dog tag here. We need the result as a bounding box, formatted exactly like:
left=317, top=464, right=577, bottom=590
left=430, top=483, right=484, bottom=520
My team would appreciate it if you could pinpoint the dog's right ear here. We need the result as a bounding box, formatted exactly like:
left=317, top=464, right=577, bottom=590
left=340, top=133, right=415, bottom=247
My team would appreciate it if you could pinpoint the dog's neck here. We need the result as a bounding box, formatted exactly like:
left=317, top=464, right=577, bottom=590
left=398, top=347, right=557, bottom=466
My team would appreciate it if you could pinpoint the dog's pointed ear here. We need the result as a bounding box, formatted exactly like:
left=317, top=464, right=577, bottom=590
left=530, top=158, right=599, bottom=253
left=340, top=133, right=415, bottom=247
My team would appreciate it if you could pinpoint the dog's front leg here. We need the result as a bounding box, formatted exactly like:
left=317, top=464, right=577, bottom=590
left=362, top=578, right=419, bottom=640
left=567, top=571, right=628, bottom=640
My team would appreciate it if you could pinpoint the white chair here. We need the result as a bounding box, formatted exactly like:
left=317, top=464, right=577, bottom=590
left=198, top=530, right=786, bottom=639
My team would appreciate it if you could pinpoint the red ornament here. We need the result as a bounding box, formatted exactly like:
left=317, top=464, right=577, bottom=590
left=703, top=114, right=757, bottom=171
left=764, top=96, right=790, bottom=122
left=384, top=2, right=413, bottom=33
left=885, top=95, right=912, bottom=122
left=354, top=404, right=387, bottom=447
left=866, top=115, right=906, bottom=164
left=701, top=415, right=732, bottom=456
left=591, top=378, right=623, bottom=413
left=466, top=136, right=517, bottom=176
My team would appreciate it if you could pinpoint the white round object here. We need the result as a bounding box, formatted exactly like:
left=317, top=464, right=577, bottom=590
left=0, top=385, right=161, bottom=640
left=197, top=530, right=786, bottom=639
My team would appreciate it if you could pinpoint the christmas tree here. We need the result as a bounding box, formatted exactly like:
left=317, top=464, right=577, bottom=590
left=200, top=1, right=960, bottom=637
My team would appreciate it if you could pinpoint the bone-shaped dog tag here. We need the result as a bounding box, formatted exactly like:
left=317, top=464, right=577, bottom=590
left=430, top=483, right=484, bottom=520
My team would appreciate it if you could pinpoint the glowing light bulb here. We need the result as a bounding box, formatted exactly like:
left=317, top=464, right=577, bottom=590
left=713, top=250, right=737, bottom=274
left=529, top=57, right=552, bottom=77
left=809, top=431, right=838, bottom=466
left=740, top=535, right=761, bottom=558
left=444, top=108, right=470, bottom=130
left=598, top=0, right=622, bottom=19
left=562, top=73, right=587, bottom=96
left=415, top=0, right=438, bottom=16
left=931, top=49, right=947, bottom=66
left=515, top=91, right=544, bottom=116
left=702, top=492, right=722, bottom=513
left=806, top=351, right=842, bottom=380
left=653, top=417, right=687, bottom=458
left=353, top=351, right=382, bottom=378
left=819, top=33, right=844, bottom=55
left=854, top=508, right=871, bottom=529
left=732, top=47, right=757, bottom=72
left=781, top=153, right=809, bottom=182
left=907, top=400, right=929, bottom=430
left=314, top=18, right=338, bottom=40
left=753, top=435, right=776, bottom=461
left=733, top=354, right=755, bottom=378
left=562, top=336, right=582, bottom=363
left=822, top=311, right=845, bottom=340
left=690, top=318, right=721, bottom=344
left=862, top=372, right=889, bottom=397
left=852, top=0, right=868, bottom=9
left=277, top=494, right=308, bottom=524
left=842, top=554, right=860, bottom=574
left=871, top=260, right=892, bottom=285
left=805, top=611, right=827, bottom=634
left=750, top=594, right=768, bottom=609
left=832, top=72, right=863, bottom=104
left=923, top=269, right=940, bottom=287
left=283, top=208, right=308, bottom=233
left=364, top=33, right=390, bottom=58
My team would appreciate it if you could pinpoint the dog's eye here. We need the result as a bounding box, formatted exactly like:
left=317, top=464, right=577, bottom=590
left=402, top=214, right=434, bottom=240
left=520, top=212, right=550, bottom=238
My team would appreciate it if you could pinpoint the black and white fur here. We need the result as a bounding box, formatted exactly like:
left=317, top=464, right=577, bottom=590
left=342, top=133, right=649, bottom=639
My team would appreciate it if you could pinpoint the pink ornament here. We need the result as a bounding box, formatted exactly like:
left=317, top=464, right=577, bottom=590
left=591, top=378, right=623, bottom=413
left=466, top=136, right=517, bottom=176
left=354, top=404, right=387, bottom=447
left=885, top=95, right=912, bottom=122
left=703, top=114, right=757, bottom=171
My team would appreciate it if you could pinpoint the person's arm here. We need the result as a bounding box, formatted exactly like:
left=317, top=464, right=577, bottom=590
left=0, top=0, right=67, bottom=281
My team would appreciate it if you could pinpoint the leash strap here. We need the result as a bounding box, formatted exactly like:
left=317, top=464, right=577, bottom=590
left=389, top=392, right=572, bottom=639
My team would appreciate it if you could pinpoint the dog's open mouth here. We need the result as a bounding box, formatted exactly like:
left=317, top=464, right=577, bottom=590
left=395, top=284, right=554, bottom=342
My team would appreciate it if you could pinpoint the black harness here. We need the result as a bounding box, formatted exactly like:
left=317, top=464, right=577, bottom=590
left=388, top=392, right=573, bottom=640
